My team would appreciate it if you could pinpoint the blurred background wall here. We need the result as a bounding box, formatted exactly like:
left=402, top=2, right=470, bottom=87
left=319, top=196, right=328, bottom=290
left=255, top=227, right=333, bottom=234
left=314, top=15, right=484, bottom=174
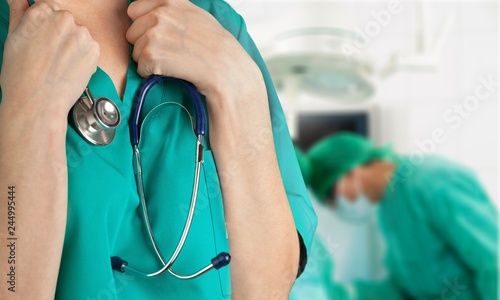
left=229, top=0, right=498, bottom=285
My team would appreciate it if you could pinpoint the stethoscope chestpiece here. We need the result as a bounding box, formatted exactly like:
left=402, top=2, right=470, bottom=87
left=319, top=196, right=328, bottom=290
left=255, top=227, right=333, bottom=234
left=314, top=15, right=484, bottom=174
left=73, top=87, right=121, bottom=146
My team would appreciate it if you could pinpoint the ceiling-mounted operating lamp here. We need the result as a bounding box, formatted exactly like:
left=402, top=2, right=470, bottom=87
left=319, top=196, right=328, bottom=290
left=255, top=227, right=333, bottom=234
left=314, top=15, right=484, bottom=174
left=263, top=27, right=377, bottom=104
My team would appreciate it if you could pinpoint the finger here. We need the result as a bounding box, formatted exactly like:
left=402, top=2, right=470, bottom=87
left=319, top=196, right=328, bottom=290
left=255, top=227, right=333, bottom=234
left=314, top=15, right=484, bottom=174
left=127, top=0, right=164, bottom=21
left=125, top=13, right=155, bottom=45
left=135, top=50, right=154, bottom=78
left=132, top=34, right=163, bottom=78
left=8, top=0, right=29, bottom=34
left=131, top=32, right=147, bottom=64
left=8, top=0, right=61, bottom=35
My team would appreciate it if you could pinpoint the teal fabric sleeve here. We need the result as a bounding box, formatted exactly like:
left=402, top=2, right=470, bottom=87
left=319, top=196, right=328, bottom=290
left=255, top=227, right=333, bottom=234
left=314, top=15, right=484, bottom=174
left=425, top=171, right=498, bottom=300
left=233, top=14, right=318, bottom=256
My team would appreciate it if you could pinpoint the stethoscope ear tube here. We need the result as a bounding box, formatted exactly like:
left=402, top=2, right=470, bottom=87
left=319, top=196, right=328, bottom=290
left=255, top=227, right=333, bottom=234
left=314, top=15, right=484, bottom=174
left=130, top=75, right=207, bottom=146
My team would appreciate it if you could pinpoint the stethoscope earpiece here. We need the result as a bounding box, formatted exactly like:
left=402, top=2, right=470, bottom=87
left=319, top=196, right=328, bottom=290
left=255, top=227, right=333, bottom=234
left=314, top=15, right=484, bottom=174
left=73, top=87, right=121, bottom=146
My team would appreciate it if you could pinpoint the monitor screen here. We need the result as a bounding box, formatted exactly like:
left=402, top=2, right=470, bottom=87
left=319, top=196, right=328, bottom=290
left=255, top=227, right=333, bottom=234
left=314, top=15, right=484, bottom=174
left=296, top=112, right=369, bottom=151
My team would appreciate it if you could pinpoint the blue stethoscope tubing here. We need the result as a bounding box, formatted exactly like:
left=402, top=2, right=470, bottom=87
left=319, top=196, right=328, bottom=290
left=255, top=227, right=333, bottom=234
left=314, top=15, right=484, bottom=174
left=111, top=76, right=231, bottom=278
left=130, top=75, right=206, bottom=145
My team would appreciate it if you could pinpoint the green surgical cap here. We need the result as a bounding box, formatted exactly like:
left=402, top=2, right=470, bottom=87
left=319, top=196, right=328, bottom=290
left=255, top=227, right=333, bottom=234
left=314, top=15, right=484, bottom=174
left=294, top=146, right=312, bottom=186
left=307, top=132, right=396, bottom=203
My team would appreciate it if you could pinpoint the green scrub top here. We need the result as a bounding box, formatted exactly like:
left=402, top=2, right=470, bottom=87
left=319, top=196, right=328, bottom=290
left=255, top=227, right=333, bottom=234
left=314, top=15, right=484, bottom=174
left=0, top=1, right=318, bottom=298
left=377, top=155, right=498, bottom=300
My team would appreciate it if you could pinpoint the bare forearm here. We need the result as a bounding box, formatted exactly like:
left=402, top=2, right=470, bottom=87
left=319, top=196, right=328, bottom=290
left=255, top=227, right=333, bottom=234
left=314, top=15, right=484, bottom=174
left=207, top=69, right=299, bottom=299
left=124, top=0, right=301, bottom=293
left=0, top=106, right=67, bottom=299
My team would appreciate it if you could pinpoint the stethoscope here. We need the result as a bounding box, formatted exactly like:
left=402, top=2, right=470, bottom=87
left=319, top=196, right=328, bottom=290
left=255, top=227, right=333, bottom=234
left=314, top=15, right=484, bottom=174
left=27, top=0, right=230, bottom=280
left=73, top=75, right=231, bottom=279
left=76, top=75, right=231, bottom=278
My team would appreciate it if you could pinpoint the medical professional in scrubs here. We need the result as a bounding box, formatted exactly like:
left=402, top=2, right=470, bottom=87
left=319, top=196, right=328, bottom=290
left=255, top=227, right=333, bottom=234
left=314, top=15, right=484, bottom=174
left=308, top=132, right=498, bottom=300
left=0, top=0, right=317, bottom=299
left=292, top=147, right=400, bottom=300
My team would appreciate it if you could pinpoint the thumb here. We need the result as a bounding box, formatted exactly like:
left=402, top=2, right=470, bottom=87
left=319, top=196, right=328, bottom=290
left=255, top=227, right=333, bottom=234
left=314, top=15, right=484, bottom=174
left=7, top=0, right=30, bottom=35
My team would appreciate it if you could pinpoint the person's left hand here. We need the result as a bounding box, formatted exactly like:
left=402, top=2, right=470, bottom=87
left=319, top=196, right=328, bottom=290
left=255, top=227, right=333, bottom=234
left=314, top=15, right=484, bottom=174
left=126, top=0, right=260, bottom=99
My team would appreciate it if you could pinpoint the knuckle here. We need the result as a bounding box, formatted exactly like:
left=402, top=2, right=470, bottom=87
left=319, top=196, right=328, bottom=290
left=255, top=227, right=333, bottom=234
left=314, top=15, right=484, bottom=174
left=59, top=10, right=75, bottom=23
left=76, top=25, right=90, bottom=39
left=151, top=64, right=164, bottom=76
left=53, top=10, right=75, bottom=30
left=146, top=28, right=161, bottom=42
left=41, top=0, right=61, bottom=11
left=75, top=26, right=89, bottom=45
left=158, top=0, right=172, bottom=9
left=74, top=26, right=99, bottom=61
left=150, top=8, right=165, bottom=23
left=88, top=43, right=100, bottom=64
left=141, top=45, right=156, bottom=61
left=137, top=58, right=149, bottom=77
left=34, top=1, right=53, bottom=13
left=26, top=2, right=51, bottom=23
left=90, top=41, right=100, bottom=56
left=81, top=31, right=99, bottom=52
left=132, top=49, right=139, bottom=63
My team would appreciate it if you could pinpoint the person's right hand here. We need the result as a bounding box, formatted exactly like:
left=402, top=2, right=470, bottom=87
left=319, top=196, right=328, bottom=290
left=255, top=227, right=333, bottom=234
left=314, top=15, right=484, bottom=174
left=0, top=0, right=99, bottom=124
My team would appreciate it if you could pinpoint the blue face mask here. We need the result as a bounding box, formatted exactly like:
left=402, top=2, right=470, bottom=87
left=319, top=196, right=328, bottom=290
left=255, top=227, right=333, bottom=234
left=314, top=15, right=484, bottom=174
left=334, top=192, right=374, bottom=223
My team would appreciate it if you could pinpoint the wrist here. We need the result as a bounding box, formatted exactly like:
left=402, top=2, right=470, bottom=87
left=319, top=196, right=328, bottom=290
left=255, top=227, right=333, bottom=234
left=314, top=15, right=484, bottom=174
left=199, top=59, right=275, bottom=158
left=204, top=60, right=265, bottom=107
left=0, top=99, right=69, bottom=138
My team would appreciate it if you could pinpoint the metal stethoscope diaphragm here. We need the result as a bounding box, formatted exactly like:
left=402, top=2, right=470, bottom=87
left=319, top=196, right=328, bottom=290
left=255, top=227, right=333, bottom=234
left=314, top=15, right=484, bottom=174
left=73, top=87, right=121, bottom=145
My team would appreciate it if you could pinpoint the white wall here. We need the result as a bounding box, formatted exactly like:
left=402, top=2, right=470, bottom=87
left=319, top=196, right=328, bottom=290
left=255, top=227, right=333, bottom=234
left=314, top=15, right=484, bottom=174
left=232, top=0, right=498, bottom=203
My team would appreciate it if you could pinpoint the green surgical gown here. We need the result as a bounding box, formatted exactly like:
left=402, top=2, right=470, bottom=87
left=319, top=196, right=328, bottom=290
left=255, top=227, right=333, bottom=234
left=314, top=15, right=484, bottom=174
left=0, top=1, right=318, bottom=298
left=376, top=155, right=498, bottom=300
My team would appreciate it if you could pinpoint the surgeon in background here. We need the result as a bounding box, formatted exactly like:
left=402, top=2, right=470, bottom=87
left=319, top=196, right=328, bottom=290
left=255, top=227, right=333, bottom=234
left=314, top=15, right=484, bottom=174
left=292, top=146, right=404, bottom=300
left=308, top=132, right=498, bottom=300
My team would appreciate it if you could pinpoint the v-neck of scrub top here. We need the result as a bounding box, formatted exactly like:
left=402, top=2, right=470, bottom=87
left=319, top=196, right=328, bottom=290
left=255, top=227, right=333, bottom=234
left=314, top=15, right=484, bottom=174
left=89, top=55, right=141, bottom=123
left=87, top=48, right=210, bottom=150
left=87, top=0, right=140, bottom=122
